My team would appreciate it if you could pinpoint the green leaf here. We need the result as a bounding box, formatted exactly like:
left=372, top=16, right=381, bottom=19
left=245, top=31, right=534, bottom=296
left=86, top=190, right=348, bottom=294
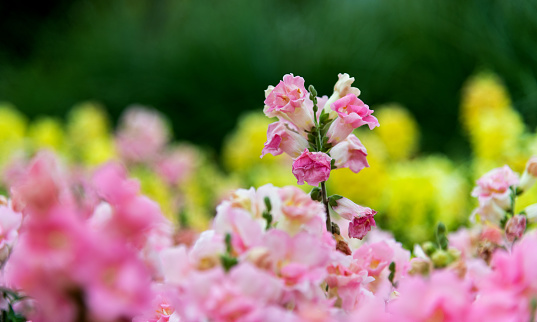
left=264, top=197, right=272, bottom=212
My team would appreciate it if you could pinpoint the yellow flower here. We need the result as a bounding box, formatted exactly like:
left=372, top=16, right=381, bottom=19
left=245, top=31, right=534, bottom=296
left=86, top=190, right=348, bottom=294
left=67, top=101, right=111, bottom=146
left=0, top=103, right=28, bottom=166
left=28, top=117, right=65, bottom=151
left=460, top=72, right=511, bottom=134
left=374, top=104, right=419, bottom=161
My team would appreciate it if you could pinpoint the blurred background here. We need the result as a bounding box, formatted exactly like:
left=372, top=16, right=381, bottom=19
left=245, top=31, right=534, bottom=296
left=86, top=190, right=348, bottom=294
left=1, top=0, right=537, bottom=246
left=1, top=0, right=536, bottom=154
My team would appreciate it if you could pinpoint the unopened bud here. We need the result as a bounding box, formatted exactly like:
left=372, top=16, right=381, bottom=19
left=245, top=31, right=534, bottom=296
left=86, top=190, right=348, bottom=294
left=505, top=215, right=526, bottom=242
left=431, top=250, right=450, bottom=268
left=422, top=241, right=436, bottom=257
left=518, top=157, right=537, bottom=193
left=408, top=258, right=431, bottom=276
left=310, top=187, right=322, bottom=201
left=447, top=247, right=461, bottom=261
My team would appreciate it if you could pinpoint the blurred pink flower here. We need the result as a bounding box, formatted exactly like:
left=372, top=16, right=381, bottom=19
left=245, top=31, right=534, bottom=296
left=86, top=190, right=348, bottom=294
left=292, top=149, right=331, bottom=186
left=116, top=106, right=170, bottom=164
left=471, top=165, right=519, bottom=224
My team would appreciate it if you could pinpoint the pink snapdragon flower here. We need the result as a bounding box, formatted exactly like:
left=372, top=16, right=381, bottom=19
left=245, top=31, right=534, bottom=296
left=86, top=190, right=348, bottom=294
left=471, top=165, right=519, bottom=224
left=329, top=134, right=369, bottom=173
left=332, top=197, right=377, bottom=239
left=292, top=149, right=331, bottom=186
left=261, top=122, right=309, bottom=158
left=263, top=74, right=316, bottom=131
left=326, top=94, right=379, bottom=145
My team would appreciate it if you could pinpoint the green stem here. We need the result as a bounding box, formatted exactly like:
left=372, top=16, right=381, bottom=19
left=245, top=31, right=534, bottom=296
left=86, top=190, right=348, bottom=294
left=321, top=181, right=331, bottom=232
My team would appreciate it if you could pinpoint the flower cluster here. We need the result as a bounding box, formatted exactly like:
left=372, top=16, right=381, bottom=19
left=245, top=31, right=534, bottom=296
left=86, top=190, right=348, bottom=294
left=3, top=72, right=537, bottom=321
left=262, top=73, right=379, bottom=240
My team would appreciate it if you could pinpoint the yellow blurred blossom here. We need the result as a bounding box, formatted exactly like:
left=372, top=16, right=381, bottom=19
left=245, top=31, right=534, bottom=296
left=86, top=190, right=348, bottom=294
left=374, top=104, right=420, bottom=161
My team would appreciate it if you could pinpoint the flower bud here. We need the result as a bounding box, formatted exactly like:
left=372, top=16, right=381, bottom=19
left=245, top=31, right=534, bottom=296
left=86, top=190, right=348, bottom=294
left=431, top=250, right=450, bottom=268
left=505, top=215, right=526, bottom=242
left=518, top=157, right=537, bottom=193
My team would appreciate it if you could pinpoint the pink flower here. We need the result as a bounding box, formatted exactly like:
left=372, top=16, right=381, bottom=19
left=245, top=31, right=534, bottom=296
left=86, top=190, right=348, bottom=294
left=348, top=212, right=376, bottom=240
left=0, top=203, right=22, bottom=263
left=471, top=165, right=519, bottom=224
left=331, top=197, right=377, bottom=240
left=264, top=74, right=316, bottom=131
left=326, top=94, right=379, bottom=144
left=116, top=106, right=170, bottom=164
left=329, top=134, right=369, bottom=173
left=388, top=270, right=473, bottom=322
left=276, top=186, right=326, bottom=235
left=261, top=122, right=309, bottom=158
left=292, top=149, right=331, bottom=186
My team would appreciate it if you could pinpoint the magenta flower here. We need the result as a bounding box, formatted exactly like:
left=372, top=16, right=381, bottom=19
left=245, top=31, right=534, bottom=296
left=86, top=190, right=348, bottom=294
left=263, top=74, right=316, bottom=131
left=261, top=121, right=309, bottom=158
left=330, top=134, right=369, bottom=173
left=292, top=149, right=332, bottom=186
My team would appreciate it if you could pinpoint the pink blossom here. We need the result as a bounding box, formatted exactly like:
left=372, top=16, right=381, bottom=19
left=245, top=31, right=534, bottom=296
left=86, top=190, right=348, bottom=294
left=264, top=74, right=316, bottom=131
left=276, top=186, right=326, bottom=235
left=154, top=145, right=198, bottom=185
left=326, top=94, right=379, bottom=144
left=116, top=106, right=170, bottom=164
left=471, top=165, right=519, bottom=224
left=292, top=149, right=331, bottom=186
left=332, top=197, right=377, bottom=240
left=213, top=203, right=264, bottom=255
left=330, top=134, right=369, bottom=173
left=0, top=203, right=22, bottom=263
left=388, top=270, right=473, bottom=322
left=349, top=215, right=376, bottom=240
left=261, top=122, right=309, bottom=158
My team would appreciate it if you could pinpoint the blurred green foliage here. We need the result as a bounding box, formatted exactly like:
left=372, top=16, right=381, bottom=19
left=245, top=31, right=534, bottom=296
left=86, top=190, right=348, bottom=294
left=1, top=0, right=536, bottom=155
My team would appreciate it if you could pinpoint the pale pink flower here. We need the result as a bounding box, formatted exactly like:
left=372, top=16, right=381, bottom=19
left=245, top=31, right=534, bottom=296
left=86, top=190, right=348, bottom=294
left=505, top=215, right=526, bottom=242
left=263, top=74, right=316, bottom=131
left=326, top=253, right=373, bottom=311
left=326, top=94, right=379, bottom=144
left=116, top=106, right=170, bottom=164
left=330, top=134, right=369, bottom=173
left=332, top=197, right=377, bottom=240
left=388, top=270, right=473, bottom=322
left=334, top=73, right=361, bottom=98
left=292, top=149, right=331, bottom=186
left=0, top=204, right=22, bottom=263
left=154, top=145, right=198, bottom=185
left=261, top=121, right=309, bottom=158
left=471, top=165, right=519, bottom=224
left=213, top=203, right=264, bottom=255
left=276, top=186, right=326, bottom=235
